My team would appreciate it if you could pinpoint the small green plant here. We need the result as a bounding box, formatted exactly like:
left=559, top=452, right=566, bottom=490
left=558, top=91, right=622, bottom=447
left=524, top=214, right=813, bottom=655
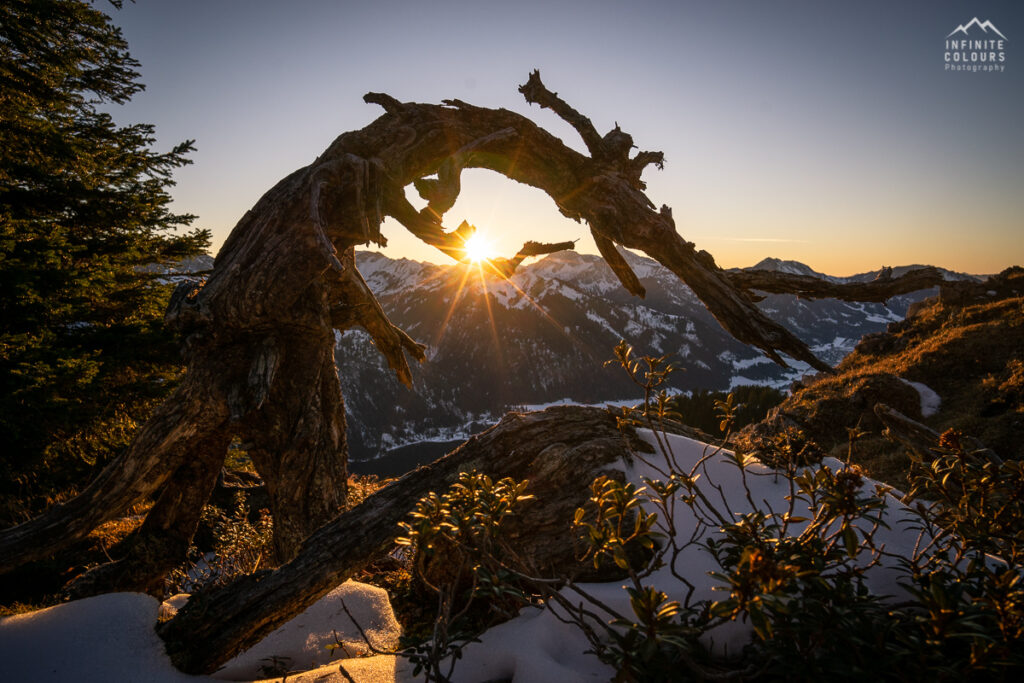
left=256, top=654, right=292, bottom=678
left=906, top=428, right=1024, bottom=564
left=607, top=339, right=677, bottom=421
left=165, top=492, right=273, bottom=594
left=667, top=385, right=787, bottom=436
left=575, top=476, right=662, bottom=573
left=395, top=472, right=534, bottom=682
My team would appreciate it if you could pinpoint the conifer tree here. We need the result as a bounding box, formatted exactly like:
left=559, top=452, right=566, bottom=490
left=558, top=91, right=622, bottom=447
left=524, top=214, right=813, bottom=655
left=0, top=0, right=209, bottom=522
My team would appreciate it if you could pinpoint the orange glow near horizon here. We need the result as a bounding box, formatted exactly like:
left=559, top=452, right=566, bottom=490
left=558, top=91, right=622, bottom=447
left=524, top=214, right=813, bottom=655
left=429, top=235, right=586, bottom=360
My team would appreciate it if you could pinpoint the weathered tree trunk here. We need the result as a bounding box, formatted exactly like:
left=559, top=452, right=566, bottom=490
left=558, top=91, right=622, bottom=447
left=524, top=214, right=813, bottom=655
left=874, top=403, right=1001, bottom=463
left=0, top=71, right=948, bottom=605
left=157, top=405, right=649, bottom=674
left=235, top=328, right=349, bottom=562
left=65, top=427, right=232, bottom=598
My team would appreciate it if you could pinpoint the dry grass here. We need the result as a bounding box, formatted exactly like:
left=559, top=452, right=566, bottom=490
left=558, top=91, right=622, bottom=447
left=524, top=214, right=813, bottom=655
left=346, top=473, right=392, bottom=509
left=86, top=501, right=152, bottom=553
left=741, top=276, right=1024, bottom=485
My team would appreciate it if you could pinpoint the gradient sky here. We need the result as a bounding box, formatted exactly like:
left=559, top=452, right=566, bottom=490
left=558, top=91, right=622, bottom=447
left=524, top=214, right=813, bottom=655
left=107, top=0, right=1023, bottom=276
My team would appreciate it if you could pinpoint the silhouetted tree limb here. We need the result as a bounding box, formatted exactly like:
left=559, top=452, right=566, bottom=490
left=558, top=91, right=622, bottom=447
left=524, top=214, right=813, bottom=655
left=367, top=72, right=832, bottom=370
left=330, top=248, right=425, bottom=388
left=729, top=266, right=946, bottom=303
left=490, top=239, right=578, bottom=278
left=590, top=228, right=646, bottom=297
left=518, top=70, right=605, bottom=158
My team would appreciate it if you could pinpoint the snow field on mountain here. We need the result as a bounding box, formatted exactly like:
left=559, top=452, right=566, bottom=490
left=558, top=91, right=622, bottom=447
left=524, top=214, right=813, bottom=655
left=340, top=250, right=964, bottom=461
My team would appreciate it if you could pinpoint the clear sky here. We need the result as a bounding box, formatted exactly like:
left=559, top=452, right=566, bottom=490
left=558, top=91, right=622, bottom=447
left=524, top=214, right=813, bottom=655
left=107, top=0, right=1023, bottom=276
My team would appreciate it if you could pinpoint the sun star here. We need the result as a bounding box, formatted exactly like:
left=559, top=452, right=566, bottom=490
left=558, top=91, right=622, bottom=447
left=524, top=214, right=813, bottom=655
left=462, top=233, right=495, bottom=263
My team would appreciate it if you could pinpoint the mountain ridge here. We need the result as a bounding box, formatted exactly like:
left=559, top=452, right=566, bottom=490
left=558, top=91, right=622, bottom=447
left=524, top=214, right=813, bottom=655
left=338, top=250, right=976, bottom=460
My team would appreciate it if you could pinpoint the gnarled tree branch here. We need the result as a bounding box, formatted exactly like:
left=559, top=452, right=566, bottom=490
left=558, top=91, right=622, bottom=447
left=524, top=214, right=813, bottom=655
left=518, top=69, right=604, bottom=157
left=489, top=239, right=578, bottom=278
left=590, top=227, right=646, bottom=297
left=729, top=266, right=946, bottom=303
left=330, top=248, right=425, bottom=388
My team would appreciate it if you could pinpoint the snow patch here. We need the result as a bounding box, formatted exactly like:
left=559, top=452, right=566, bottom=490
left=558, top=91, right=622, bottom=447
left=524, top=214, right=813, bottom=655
left=900, top=379, right=942, bottom=417
left=584, top=310, right=620, bottom=338
left=0, top=583, right=402, bottom=683
left=215, top=582, right=401, bottom=680
left=0, top=593, right=198, bottom=683
left=731, top=355, right=772, bottom=370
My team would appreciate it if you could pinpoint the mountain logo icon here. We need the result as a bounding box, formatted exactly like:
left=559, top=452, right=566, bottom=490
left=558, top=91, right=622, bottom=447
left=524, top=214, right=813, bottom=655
left=947, top=18, right=1007, bottom=40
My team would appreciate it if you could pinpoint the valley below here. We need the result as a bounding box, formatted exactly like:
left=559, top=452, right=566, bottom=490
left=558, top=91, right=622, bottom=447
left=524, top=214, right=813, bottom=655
left=339, top=249, right=974, bottom=464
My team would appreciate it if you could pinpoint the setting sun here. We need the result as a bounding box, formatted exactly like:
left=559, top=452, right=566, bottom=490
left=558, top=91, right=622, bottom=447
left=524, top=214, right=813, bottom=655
left=462, top=233, right=495, bottom=263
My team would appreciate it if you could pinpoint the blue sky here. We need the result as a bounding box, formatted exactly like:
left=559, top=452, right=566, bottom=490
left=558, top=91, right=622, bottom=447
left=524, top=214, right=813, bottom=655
left=108, top=0, right=1023, bottom=275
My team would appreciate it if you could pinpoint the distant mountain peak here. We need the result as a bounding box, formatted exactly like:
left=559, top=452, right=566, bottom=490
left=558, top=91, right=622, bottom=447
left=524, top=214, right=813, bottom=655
left=747, top=257, right=832, bottom=280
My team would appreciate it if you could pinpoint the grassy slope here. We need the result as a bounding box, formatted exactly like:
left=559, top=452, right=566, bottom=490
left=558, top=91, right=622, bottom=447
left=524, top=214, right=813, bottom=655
left=738, top=268, right=1024, bottom=486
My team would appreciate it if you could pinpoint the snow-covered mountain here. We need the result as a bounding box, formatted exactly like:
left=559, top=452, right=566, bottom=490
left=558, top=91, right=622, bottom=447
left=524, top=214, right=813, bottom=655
left=745, top=257, right=840, bottom=282
left=337, top=250, right=975, bottom=459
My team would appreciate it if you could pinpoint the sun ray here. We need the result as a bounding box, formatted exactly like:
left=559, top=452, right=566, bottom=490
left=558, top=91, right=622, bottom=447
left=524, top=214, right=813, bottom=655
left=433, top=261, right=474, bottom=347
left=475, top=260, right=507, bottom=376
left=368, top=223, right=594, bottom=373
left=478, top=262, right=577, bottom=340
left=485, top=271, right=613, bottom=373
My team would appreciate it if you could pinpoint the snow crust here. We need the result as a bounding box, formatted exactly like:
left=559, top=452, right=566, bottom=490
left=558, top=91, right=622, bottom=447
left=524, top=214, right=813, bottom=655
left=0, top=582, right=400, bottom=683
left=0, top=433, right=936, bottom=683
left=0, top=592, right=200, bottom=683
left=214, top=582, right=401, bottom=680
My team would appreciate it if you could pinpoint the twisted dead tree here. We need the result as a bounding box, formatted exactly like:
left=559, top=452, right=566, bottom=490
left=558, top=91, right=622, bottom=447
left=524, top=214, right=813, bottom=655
left=1, top=72, right=947, bottom=663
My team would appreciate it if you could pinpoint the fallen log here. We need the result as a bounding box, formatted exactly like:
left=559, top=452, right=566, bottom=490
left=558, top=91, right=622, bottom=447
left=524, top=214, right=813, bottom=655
left=158, top=405, right=650, bottom=674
